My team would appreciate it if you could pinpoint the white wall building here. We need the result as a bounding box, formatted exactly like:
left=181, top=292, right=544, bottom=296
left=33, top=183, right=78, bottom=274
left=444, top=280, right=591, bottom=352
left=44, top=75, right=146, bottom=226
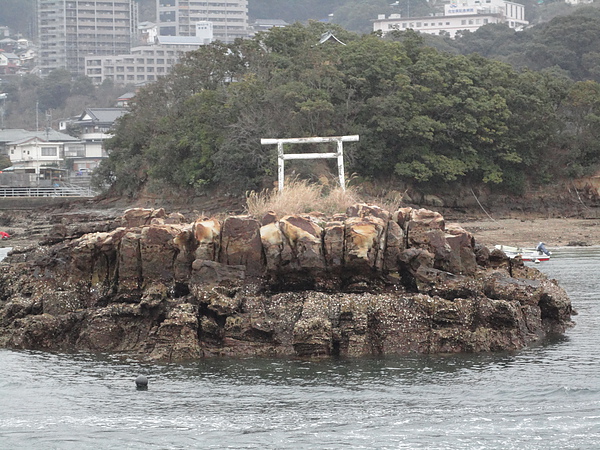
left=7, top=137, right=62, bottom=170
left=196, top=21, right=214, bottom=44
left=138, top=21, right=158, bottom=45
left=84, top=35, right=204, bottom=85
left=374, top=0, right=528, bottom=38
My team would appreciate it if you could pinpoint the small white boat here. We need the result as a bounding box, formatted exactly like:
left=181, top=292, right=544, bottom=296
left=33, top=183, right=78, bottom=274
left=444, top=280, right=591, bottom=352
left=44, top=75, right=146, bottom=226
left=495, top=242, right=551, bottom=263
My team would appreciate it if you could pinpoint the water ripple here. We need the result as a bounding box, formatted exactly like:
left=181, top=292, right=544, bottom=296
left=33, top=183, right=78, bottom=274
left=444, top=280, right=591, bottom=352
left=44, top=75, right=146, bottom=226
left=2, top=248, right=600, bottom=449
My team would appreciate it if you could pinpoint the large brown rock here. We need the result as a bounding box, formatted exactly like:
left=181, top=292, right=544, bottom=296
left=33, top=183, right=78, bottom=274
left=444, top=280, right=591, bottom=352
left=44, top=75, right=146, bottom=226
left=0, top=205, right=574, bottom=362
left=219, top=216, right=264, bottom=276
left=279, top=215, right=325, bottom=270
left=193, top=218, right=220, bottom=261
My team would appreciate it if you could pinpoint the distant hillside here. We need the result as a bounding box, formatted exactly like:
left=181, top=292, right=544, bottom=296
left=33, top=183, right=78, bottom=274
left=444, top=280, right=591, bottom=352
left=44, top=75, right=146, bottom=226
left=0, top=0, right=36, bottom=39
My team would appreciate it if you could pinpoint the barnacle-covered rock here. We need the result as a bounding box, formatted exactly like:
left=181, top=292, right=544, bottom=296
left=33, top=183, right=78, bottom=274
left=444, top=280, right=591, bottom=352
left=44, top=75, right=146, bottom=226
left=0, top=204, right=573, bottom=361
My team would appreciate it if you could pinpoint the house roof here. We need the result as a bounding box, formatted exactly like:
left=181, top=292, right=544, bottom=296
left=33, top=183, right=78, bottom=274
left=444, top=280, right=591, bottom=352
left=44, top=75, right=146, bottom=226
left=7, top=136, right=48, bottom=146
left=0, top=129, right=79, bottom=144
left=0, top=52, right=19, bottom=60
left=253, top=19, right=289, bottom=28
left=318, top=31, right=346, bottom=46
left=77, top=108, right=127, bottom=124
left=117, top=92, right=136, bottom=100
left=156, top=35, right=203, bottom=45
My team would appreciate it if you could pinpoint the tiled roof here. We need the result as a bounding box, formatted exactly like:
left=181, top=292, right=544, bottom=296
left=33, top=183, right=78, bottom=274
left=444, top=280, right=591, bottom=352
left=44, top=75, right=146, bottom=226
left=78, top=108, right=127, bottom=124
left=0, top=129, right=80, bottom=143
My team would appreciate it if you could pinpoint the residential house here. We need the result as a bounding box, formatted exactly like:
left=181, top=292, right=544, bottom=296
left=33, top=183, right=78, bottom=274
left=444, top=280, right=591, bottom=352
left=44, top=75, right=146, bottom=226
left=0, top=51, right=21, bottom=75
left=4, top=136, right=78, bottom=186
left=60, top=108, right=127, bottom=171
left=0, top=129, right=80, bottom=186
left=7, top=136, right=62, bottom=170
left=0, top=129, right=80, bottom=157
left=116, top=92, right=136, bottom=107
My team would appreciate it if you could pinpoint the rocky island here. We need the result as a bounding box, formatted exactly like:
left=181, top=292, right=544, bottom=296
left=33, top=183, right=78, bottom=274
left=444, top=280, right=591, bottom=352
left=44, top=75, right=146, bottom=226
left=0, top=203, right=573, bottom=361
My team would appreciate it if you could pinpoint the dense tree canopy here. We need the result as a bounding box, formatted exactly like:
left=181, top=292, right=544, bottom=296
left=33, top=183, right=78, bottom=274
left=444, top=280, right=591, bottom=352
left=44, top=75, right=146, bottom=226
left=96, top=22, right=600, bottom=197
left=445, top=6, right=600, bottom=83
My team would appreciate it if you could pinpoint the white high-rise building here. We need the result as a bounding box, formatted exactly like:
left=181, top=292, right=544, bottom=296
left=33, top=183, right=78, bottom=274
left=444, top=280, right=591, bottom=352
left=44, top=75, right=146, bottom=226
left=156, top=0, right=249, bottom=44
left=37, top=0, right=138, bottom=77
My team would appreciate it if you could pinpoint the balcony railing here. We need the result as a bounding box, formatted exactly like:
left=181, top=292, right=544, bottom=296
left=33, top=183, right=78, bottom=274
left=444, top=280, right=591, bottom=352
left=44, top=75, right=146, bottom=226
left=0, top=185, right=97, bottom=198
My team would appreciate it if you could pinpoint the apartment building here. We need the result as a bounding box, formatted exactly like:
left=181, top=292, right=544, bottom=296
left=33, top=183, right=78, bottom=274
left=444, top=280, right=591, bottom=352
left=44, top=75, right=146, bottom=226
left=37, top=0, right=139, bottom=77
left=374, top=0, right=528, bottom=38
left=157, top=0, right=249, bottom=44
left=84, top=35, right=203, bottom=85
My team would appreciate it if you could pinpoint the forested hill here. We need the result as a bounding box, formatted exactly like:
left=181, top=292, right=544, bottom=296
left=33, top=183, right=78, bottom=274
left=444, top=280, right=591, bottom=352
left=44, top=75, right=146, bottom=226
left=95, top=22, right=600, bottom=199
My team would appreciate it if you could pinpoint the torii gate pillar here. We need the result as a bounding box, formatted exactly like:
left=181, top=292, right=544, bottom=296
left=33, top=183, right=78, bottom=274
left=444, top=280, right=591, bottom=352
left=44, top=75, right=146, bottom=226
left=260, top=135, right=359, bottom=191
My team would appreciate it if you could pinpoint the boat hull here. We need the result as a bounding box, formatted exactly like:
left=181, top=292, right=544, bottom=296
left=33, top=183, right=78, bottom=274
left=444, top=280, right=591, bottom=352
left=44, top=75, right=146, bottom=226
left=494, top=245, right=551, bottom=262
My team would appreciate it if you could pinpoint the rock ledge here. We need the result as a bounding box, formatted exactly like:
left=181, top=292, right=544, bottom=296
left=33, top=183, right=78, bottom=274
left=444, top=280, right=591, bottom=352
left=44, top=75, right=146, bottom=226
left=0, top=204, right=573, bottom=361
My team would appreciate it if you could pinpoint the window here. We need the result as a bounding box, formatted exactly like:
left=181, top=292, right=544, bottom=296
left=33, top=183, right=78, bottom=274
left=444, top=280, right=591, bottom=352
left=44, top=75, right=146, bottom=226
left=41, top=147, right=57, bottom=157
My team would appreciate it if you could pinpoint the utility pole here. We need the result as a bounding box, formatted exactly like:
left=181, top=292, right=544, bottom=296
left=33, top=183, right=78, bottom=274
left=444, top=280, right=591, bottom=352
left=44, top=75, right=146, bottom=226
left=0, top=93, right=6, bottom=129
left=45, top=110, right=52, bottom=139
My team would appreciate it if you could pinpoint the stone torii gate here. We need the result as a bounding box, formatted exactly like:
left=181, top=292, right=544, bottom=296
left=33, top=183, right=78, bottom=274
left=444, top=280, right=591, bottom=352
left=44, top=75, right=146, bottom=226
left=260, top=135, right=359, bottom=191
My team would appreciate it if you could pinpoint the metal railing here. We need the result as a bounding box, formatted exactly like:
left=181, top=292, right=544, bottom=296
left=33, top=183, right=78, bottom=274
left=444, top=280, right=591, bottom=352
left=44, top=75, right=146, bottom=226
left=0, top=184, right=97, bottom=198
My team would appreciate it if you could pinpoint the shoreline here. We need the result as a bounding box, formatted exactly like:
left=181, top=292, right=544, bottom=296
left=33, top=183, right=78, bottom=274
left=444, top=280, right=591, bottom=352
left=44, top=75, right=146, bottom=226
left=459, top=217, right=600, bottom=249
left=1, top=203, right=599, bottom=252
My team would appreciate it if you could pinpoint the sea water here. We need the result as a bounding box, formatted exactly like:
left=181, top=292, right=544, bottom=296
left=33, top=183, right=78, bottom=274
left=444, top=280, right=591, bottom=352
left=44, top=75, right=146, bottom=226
left=0, top=248, right=599, bottom=449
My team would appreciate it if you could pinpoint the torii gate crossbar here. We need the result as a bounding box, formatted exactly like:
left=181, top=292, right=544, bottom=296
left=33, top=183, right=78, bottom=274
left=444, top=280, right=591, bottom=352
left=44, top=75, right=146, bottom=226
left=260, top=135, right=359, bottom=191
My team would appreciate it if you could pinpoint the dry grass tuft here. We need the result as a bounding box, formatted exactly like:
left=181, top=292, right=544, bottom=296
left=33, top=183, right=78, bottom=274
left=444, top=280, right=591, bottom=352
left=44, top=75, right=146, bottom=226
left=245, top=178, right=362, bottom=218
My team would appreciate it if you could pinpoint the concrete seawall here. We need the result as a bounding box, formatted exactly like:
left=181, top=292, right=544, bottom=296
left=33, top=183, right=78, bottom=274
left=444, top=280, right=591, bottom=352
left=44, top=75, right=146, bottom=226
left=0, top=197, right=88, bottom=210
